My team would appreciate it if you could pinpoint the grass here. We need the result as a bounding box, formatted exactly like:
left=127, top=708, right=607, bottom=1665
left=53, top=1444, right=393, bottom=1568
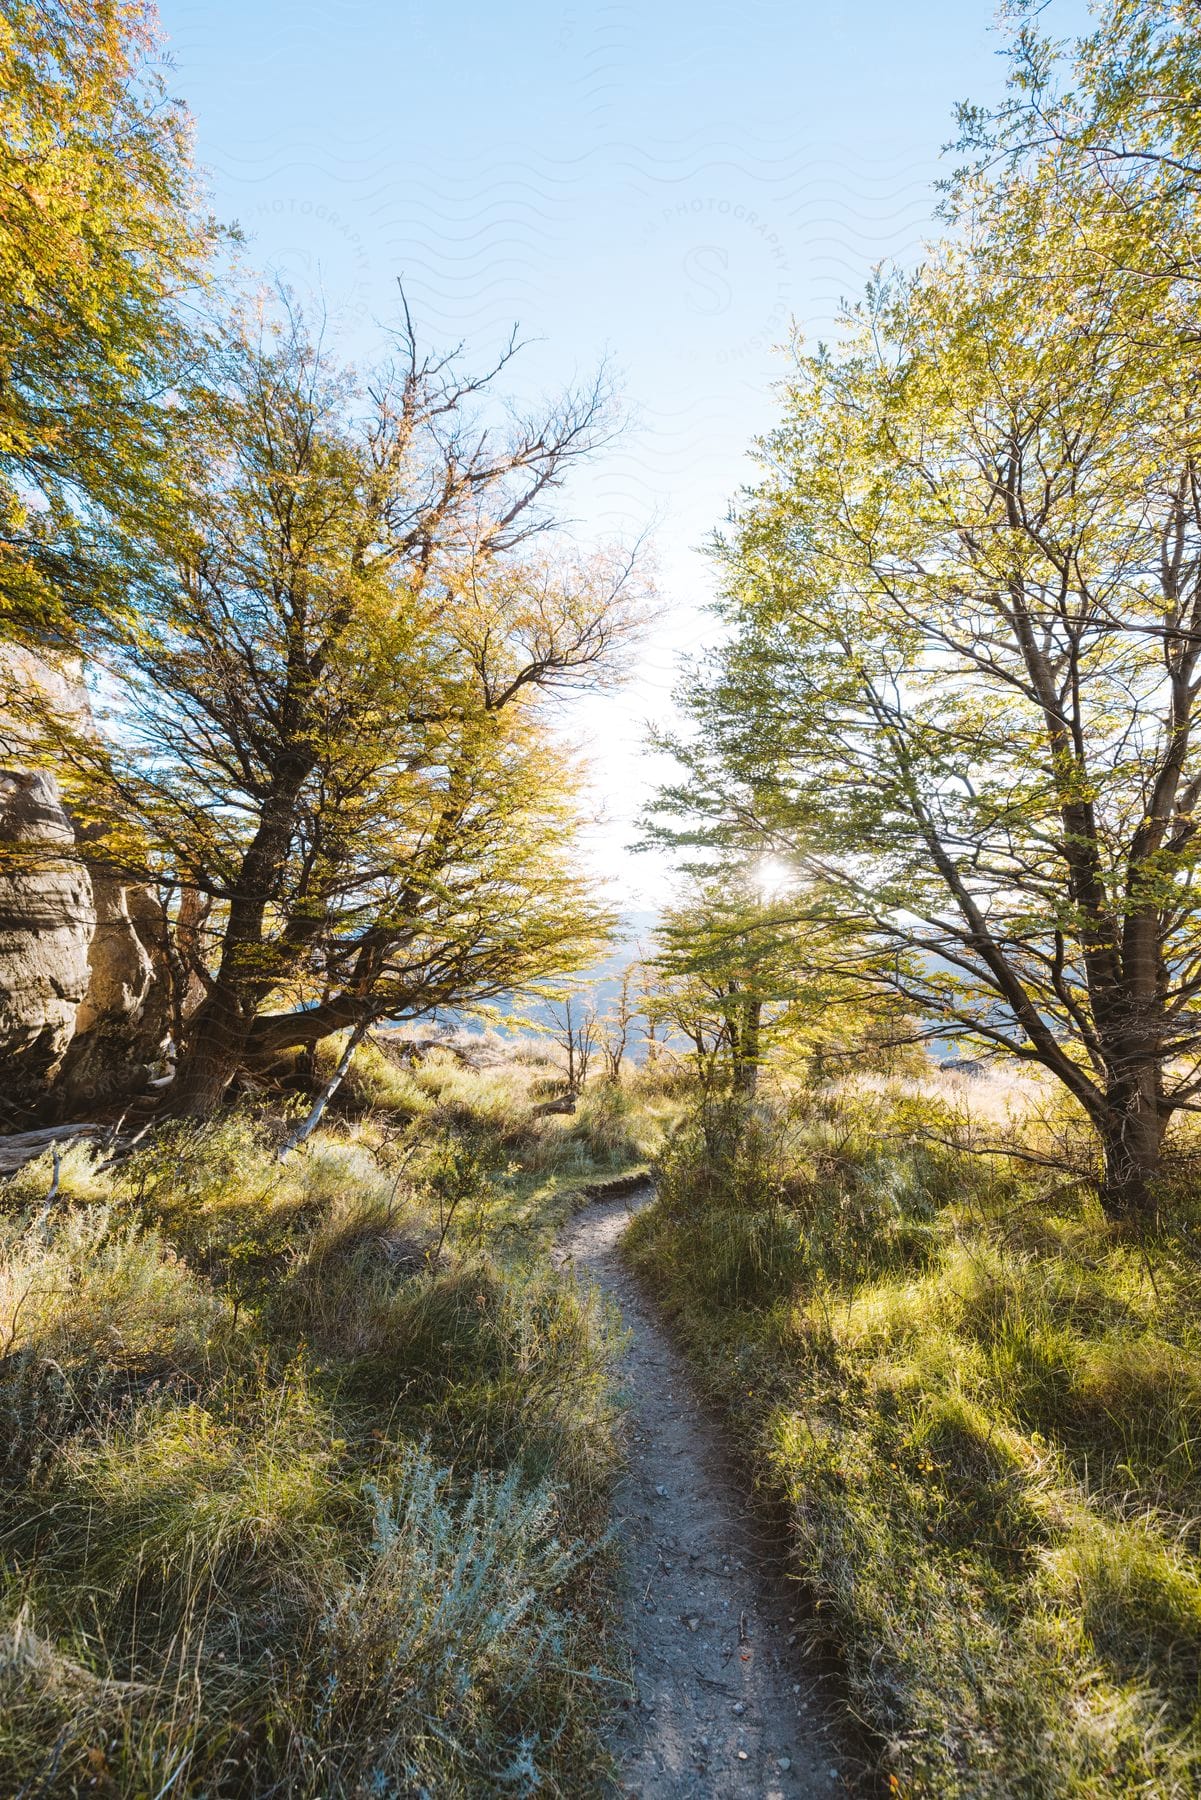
left=626, top=1079, right=1201, bottom=1798
left=0, top=1050, right=674, bottom=1798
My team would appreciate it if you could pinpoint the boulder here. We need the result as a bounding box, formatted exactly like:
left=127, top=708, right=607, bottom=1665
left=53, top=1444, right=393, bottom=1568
left=0, top=769, right=94, bottom=1122
left=55, top=857, right=172, bottom=1108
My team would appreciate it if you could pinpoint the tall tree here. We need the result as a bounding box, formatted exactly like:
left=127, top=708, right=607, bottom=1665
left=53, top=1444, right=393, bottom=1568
left=651, top=145, right=1201, bottom=1216
left=25, top=305, right=638, bottom=1114
left=0, top=0, right=214, bottom=643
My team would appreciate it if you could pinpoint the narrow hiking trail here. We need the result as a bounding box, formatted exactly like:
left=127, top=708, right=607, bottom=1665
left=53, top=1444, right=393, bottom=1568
left=555, top=1188, right=847, bottom=1800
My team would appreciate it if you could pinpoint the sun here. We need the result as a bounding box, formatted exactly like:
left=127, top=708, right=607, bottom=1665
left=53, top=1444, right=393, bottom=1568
left=753, top=855, right=795, bottom=901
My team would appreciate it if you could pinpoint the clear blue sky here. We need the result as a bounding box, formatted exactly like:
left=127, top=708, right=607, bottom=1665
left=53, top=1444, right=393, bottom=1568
left=158, top=0, right=1091, bottom=907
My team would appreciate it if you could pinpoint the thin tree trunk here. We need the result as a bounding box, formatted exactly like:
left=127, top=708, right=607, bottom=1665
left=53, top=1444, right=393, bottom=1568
left=733, top=997, right=762, bottom=1097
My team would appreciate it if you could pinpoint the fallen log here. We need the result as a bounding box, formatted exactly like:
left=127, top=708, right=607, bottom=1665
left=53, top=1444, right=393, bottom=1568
left=0, top=1122, right=105, bottom=1177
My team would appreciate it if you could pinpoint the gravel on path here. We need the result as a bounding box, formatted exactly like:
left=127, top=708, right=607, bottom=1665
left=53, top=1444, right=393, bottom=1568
left=555, top=1187, right=846, bottom=1800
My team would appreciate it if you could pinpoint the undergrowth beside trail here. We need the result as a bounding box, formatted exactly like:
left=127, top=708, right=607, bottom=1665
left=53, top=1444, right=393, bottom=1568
left=626, top=1082, right=1201, bottom=1798
left=0, top=1048, right=672, bottom=1798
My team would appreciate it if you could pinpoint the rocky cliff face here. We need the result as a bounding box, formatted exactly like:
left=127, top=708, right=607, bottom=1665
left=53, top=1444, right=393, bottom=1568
left=0, top=769, right=94, bottom=1122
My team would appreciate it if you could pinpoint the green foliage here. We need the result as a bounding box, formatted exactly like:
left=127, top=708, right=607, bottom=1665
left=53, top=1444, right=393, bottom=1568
left=628, top=1080, right=1201, bottom=1796
left=0, top=0, right=216, bottom=640
left=569, top=1079, right=647, bottom=1168
left=298, top=1450, right=608, bottom=1795
left=314, top=1034, right=433, bottom=1120
left=340, top=1260, right=621, bottom=1497
left=403, top=1052, right=665, bottom=1197
left=0, top=1199, right=216, bottom=1378
left=22, top=304, right=631, bottom=1115
left=644, top=870, right=908, bottom=1101
left=118, top=1114, right=364, bottom=1317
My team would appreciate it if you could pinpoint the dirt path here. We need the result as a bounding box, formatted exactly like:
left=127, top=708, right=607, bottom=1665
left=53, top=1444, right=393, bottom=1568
left=555, top=1188, right=845, bottom=1799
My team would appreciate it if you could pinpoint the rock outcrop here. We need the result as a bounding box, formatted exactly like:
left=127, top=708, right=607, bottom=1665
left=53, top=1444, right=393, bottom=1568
left=0, top=647, right=174, bottom=1121
left=56, top=855, right=171, bottom=1109
left=0, top=769, right=94, bottom=1123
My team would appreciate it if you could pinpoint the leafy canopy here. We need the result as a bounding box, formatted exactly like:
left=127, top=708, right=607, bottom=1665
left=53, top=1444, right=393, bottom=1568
left=22, top=302, right=639, bottom=1105
left=0, top=0, right=215, bottom=642
left=648, top=0, right=1201, bottom=1211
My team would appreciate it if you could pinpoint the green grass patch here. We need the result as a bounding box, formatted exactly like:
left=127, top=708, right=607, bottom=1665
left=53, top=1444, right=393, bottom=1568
left=626, top=1083, right=1201, bottom=1797
left=0, top=1062, right=672, bottom=1796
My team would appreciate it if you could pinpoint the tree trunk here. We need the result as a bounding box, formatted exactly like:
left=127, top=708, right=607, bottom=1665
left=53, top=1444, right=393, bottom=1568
left=168, top=762, right=312, bottom=1117
left=732, top=997, right=762, bottom=1097
left=1098, top=1078, right=1164, bottom=1222
left=170, top=984, right=255, bottom=1117
left=245, top=995, right=370, bottom=1062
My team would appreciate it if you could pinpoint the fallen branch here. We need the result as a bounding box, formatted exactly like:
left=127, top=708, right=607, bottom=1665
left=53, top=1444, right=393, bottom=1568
left=278, top=1017, right=372, bottom=1162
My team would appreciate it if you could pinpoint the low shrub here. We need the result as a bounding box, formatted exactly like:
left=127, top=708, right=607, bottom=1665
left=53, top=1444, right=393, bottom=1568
left=0, top=1205, right=215, bottom=1374
left=294, top=1447, right=607, bottom=1794
left=0, top=1437, right=614, bottom=1798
